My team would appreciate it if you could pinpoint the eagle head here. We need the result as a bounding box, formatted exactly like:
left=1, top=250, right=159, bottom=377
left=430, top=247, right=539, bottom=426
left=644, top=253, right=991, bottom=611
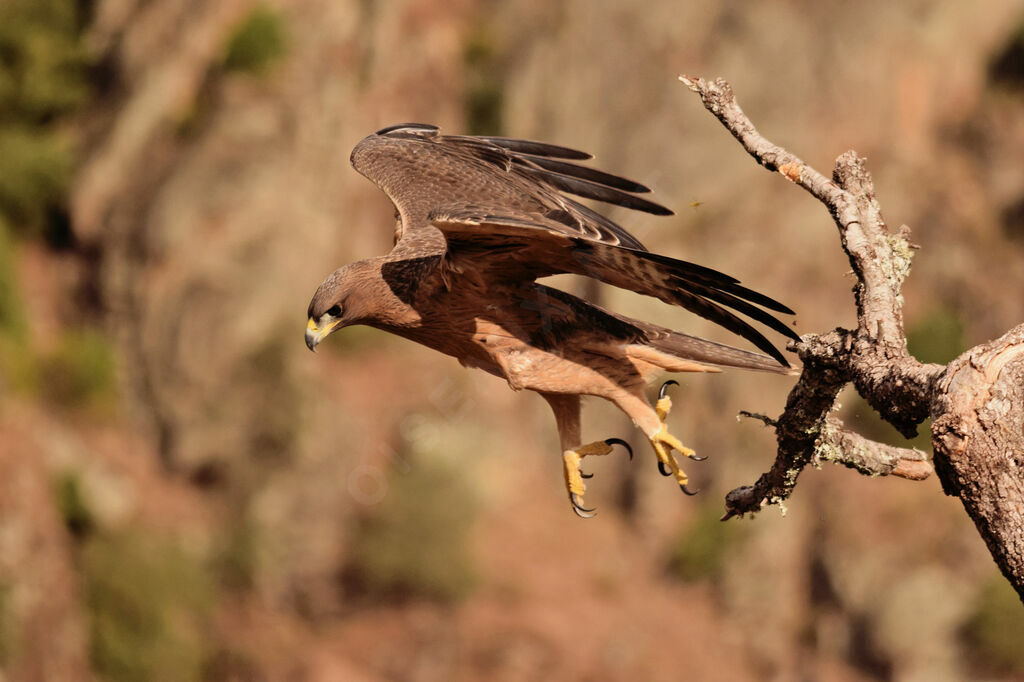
left=305, top=264, right=360, bottom=352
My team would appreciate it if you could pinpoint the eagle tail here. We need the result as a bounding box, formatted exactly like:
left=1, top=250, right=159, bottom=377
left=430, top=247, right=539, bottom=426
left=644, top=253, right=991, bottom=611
left=629, top=329, right=800, bottom=376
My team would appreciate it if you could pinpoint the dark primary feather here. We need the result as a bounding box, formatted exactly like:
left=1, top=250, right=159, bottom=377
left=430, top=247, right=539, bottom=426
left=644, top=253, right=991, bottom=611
left=633, top=249, right=794, bottom=314
left=680, top=281, right=798, bottom=338
left=516, top=165, right=673, bottom=216
left=652, top=287, right=788, bottom=365
left=430, top=210, right=798, bottom=366
left=440, top=134, right=673, bottom=217
left=473, top=135, right=592, bottom=160
left=517, top=155, right=653, bottom=193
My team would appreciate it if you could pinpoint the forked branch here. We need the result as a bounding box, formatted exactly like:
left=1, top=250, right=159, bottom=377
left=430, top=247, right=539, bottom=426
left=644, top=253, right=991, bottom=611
left=680, top=76, right=1024, bottom=600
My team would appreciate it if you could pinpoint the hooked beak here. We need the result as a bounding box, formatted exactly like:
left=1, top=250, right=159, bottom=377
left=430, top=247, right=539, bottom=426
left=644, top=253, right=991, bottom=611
left=305, top=317, right=340, bottom=352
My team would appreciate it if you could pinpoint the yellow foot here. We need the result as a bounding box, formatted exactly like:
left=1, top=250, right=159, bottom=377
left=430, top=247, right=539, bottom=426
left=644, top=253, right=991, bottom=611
left=650, top=380, right=707, bottom=495
left=562, top=438, right=633, bottom=518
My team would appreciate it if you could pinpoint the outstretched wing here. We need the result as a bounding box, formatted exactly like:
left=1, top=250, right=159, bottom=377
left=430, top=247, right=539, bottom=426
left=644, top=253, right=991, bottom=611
left=349, top=123, right=669, bottom=251
left=430, top=209, right=800, bottom=366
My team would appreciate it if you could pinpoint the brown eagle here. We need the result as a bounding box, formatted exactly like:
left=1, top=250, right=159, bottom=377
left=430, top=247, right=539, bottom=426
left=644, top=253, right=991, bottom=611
left=306, top=123, right=799, bottom=517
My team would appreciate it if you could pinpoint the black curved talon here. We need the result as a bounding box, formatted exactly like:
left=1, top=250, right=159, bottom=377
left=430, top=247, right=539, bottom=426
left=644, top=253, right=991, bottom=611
left=604, top=437, right=633, bottom=460
left=657, top=461, right=672, bottom=477
left=580, top=471, right=594, bottom=479
left=573, top=505, right=596, bottom=519
left=570, top=493, right=596, bottom=518
left=659, top=379, right=679, bottom=400
left=690, top=453, right=708, bottom=462
left=680, top=484, right=700, bottom=496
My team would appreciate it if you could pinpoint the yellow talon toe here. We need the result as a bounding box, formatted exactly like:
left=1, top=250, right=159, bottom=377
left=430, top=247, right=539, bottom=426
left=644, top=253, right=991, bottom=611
left=562, top=449, right=586, bottom=497
left=561, top=439, right=631, bottom=516
left=654, top=424, right=696, bottom=459
left=647, top=384, right=703, bottom=496
left=655, top=396, right=672, bottom=422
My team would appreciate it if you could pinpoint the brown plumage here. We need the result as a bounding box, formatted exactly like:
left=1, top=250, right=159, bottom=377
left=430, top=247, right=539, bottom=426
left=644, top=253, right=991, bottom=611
left=306, top=123, right=800, bottom=516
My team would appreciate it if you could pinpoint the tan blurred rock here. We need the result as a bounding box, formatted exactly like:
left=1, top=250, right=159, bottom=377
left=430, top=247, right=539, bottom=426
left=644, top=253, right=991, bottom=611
left=0, top=413, right=92, bottom=682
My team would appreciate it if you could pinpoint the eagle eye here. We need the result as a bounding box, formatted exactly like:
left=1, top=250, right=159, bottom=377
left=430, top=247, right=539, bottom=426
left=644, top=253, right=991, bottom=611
left=326, top=305, right=342, bottom=317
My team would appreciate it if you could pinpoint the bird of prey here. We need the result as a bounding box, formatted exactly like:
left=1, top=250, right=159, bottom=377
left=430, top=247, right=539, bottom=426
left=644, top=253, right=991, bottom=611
left=306, top=123, right=799, bottom=517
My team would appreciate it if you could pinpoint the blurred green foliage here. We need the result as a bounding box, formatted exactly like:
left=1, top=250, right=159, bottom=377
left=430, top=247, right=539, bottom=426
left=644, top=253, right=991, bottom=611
left=53, top=470, right=95, bottom=539
left=0, top=0, right=90, bottom=239
left=907, top=306, right=965, bottom=365
left=667, top=502, right=748, bottom=582
left=0, top=581, right=13, bottom=666
left=83, top=528, right=215, bottom=682
left=38, top=327, right=116, bottom=410
left=0, top=219, right=26, bottom=341
left=0, top=0, right=90, bottom=119
left=0, top=229, right=118, bottom=407
left=0, top=0, right=101, bottom=398
left=0, top=128, right=72, bottom=237
left=0, top=217, right=38, bottom=392
left=239, top=332, right=299, bottom=463
left=0, top=333, right=38, bottom=395
left=222, top=5, right=287, bottom=75
left=345, top=456, right=478, bottom=603
left=215, top=517, right=259, bottom=592
left=962, top=574, right=1024, bottom=676
left=463, top=25, right=504, bottom=135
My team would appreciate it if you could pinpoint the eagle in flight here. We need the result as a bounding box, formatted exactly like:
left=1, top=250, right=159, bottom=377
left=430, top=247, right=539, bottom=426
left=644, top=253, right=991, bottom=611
left=306, top=123, right=799, bottom=517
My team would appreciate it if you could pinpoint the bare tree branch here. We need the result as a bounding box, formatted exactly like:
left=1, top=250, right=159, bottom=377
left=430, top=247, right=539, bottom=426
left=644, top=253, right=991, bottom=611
left=816, top=417, right=931, bottom=480
left=680, top=75, right=1024, bottom=601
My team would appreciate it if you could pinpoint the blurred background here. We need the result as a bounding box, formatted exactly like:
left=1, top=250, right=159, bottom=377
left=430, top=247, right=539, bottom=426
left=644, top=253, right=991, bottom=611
left=2, top=1, right=1024, bottom=680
